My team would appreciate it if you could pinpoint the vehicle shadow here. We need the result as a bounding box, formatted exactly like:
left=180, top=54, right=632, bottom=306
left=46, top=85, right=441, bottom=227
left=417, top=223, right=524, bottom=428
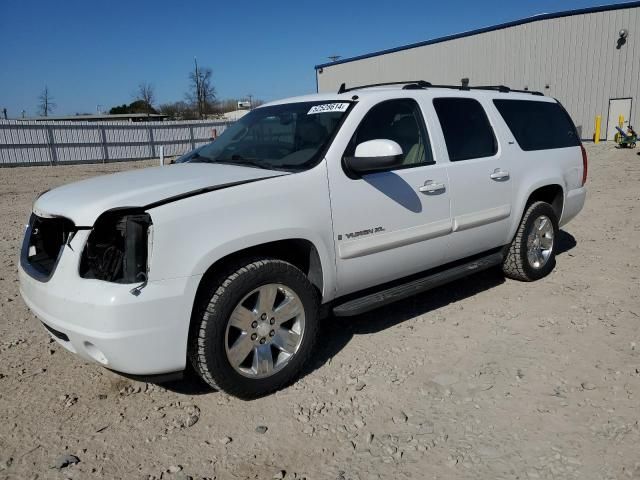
left=303, top=229, right=577, bottom=379
left=301, top=266, right=506, bottom=380
left=364, top=172, right=422, bottom=213
left=160, top=230, right=577, bottom=396
left=160, top=364, right=215, bottom=395
left=556, top=230, right=576, bottom=255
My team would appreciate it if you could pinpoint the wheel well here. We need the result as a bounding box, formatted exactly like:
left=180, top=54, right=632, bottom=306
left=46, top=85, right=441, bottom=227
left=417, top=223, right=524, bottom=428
left=526, top=185, right=563, bottom=219
left=196, top=239, right=324, bottom=299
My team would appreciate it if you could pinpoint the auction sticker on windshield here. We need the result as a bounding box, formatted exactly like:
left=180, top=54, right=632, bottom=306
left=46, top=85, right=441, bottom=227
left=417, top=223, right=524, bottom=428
left=308, top=103, right=350, bottom=115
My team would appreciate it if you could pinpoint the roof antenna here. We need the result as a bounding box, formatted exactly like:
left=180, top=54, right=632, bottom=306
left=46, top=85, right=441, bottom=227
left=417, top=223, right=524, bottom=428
left=338, top=83, right=346, bottom=94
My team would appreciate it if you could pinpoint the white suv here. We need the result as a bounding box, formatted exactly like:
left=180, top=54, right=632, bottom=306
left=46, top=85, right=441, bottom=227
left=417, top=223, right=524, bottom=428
left=19, top=82, right=587, bottom=398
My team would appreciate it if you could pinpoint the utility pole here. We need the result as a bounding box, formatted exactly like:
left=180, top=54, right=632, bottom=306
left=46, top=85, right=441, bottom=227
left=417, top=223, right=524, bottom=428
left=247, top=94, right=254, bottom=109
left=2, top=108, right=7, bottom=120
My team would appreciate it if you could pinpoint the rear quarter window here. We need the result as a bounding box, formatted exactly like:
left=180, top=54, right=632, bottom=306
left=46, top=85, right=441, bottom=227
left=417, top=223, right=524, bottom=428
left=433, top=97, right=498, bottom=162
left=493, top=99, right=580, bottom=151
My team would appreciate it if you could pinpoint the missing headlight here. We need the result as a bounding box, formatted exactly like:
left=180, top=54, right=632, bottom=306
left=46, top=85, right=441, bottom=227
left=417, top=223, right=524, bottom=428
left=80, top=210, right=152, bottom=283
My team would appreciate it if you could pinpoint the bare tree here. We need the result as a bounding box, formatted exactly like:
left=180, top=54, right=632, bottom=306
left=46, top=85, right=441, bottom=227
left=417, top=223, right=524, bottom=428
left=38, top=86, right=57, bottom=117
left=135, top=82, right=156, bottom=113
left=187, top=58, right=216, bottom=119
left=159, top=101, right=197, bottom=120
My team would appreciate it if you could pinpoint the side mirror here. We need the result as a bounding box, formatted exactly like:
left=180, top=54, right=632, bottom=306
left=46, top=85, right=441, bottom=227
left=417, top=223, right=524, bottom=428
left=344, top=139, right=403, bottom=174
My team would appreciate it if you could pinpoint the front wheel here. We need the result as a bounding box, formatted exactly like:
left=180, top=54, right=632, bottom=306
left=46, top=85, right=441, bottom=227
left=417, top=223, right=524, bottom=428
left=502, top=201, right=559, bottom=281
left=188, top=259, right=319, bottom=399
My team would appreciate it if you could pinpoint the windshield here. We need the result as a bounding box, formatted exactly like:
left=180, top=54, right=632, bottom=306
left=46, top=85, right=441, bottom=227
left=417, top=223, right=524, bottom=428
left=176, top=101, right=352, bottom=171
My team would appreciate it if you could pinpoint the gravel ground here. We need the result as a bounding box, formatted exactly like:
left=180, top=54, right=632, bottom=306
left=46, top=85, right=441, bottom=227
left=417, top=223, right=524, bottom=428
left=0, top=144, right=639, bottom=480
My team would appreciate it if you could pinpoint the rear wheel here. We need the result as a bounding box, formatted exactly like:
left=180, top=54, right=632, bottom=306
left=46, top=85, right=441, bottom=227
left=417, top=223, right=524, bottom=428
left=502, top=201, right=558, bottom=281
left=189, top=258, right=319, bottom=399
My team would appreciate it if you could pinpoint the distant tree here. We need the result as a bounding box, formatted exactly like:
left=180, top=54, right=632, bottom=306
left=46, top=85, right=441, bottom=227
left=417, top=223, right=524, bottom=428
left=216, top=98, right=238, bottom=114
left=109, top=104, right=129, bottom=114
left=109, top=100, right=158, bottom=115
left=135, top=82, right=156, bottom=114
left=37, top=86, right=57, bottom=116
left=187, top=59, right=216, bottom=118
left=159, top=101, right=197, bottom=120
left=128, top=99, right=157, bottom=114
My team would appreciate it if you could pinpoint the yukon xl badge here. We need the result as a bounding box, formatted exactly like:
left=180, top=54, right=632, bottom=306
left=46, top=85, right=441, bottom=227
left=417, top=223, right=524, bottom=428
left=338, top=226, right=385, bottom=241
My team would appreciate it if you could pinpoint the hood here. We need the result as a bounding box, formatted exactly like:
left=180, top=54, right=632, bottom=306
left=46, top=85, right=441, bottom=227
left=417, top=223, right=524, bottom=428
left=33, top=163, right=287, bottom=226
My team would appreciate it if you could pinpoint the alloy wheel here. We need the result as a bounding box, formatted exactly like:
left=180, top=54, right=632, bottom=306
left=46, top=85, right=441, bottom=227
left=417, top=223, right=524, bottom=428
left=526, top=215, right=554, bottom=269
left=224, top=283, right=305, bottom=379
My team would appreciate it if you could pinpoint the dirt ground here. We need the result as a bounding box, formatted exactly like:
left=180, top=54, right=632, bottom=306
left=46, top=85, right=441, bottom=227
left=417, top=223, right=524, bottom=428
left=1, top=144, right=639, bottom=480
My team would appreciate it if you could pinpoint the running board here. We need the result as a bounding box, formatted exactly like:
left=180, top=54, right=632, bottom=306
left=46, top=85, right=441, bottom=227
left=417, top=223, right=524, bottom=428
left=332, top=252, right=503, bottom=317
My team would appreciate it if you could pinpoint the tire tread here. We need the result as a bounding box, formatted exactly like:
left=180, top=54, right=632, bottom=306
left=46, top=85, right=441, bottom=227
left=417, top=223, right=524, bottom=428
left=188, top=258, right=318, bottom=399
left=502, top=201, right=555, bottom=282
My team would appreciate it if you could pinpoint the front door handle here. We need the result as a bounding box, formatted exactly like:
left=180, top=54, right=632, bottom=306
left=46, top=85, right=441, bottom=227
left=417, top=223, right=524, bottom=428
left=490, top=169, right=510, bottom=181
left=419, top=180, right=446, bottom=194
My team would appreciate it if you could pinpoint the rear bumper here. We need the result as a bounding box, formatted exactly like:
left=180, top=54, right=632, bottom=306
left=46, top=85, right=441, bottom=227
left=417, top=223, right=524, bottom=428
left=19, top=241, right=202, bottom=375
left=560, top=186, right=586, bottom=226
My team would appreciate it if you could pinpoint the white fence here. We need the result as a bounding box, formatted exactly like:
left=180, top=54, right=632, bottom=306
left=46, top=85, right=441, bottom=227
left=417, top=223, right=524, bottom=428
left=0, top=119, right=233, bottom=167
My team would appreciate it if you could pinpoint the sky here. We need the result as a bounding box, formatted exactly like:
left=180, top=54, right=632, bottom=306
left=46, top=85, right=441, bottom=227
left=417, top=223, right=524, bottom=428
left=0, top=0, right=633, bottom=117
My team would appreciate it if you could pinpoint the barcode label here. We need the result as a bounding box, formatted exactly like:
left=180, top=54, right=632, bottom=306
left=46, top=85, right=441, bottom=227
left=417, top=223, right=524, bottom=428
left=307, top=103, right=350, bottom=115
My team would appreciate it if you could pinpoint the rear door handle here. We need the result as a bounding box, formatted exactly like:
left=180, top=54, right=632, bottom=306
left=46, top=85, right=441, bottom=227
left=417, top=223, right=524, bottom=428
left=490, top=169, right=510, bottom=181
left=419, top=180, right=446, bottom=194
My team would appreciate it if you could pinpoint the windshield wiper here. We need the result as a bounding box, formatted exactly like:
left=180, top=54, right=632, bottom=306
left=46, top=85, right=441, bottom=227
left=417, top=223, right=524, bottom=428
left=216, top=155, right=271, bottom=170
left=275, top=163, right=308, bottom=171
left=184, top=152, right=213, bottom=163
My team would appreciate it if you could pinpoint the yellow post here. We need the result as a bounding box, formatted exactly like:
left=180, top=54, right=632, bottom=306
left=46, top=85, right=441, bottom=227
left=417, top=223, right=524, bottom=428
left=594, top=115, right=601, bottom=144
left=615, top=115, right=625, bottom=142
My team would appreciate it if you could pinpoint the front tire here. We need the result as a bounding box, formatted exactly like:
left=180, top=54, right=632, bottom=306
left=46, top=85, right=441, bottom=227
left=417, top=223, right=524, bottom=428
left=502, top=201, right=558, bottom=281
left=189, top=258, right=319, bottom=399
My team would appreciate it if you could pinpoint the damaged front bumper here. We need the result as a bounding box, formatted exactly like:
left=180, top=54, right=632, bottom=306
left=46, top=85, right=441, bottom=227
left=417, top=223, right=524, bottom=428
left=19, top=229, right=202, bottom=376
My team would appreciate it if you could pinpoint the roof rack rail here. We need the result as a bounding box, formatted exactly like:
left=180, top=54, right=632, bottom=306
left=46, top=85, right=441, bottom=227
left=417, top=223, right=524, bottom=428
left=337, top=81, right=544, bottom=96
left=402, top=81, right=433, bottom=90
left=469, top=85, right=544, bottom=96
left=337, top=80, right=431, bottom=94
left=472, top=85, right=511, bottom=93
left=424, top=84, right=544, bottom=95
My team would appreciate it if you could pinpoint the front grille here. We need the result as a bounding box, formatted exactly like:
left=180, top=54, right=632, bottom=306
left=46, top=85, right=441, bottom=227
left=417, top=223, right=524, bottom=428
left=21, top=214, right=75, bottom=281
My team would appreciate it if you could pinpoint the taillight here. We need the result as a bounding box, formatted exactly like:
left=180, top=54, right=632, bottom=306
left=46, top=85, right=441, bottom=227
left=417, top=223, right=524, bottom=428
left=580, top=144, right=588, bottom=186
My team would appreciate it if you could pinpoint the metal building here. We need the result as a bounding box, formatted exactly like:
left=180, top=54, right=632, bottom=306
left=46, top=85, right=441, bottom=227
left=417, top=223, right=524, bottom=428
left=315, top=2, right=640, bottom=141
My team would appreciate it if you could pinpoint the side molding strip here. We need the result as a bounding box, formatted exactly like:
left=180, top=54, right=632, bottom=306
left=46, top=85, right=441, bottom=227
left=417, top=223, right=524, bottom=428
left=339, top=219, right=453, bottom=259
left=453, top=204, right=511, bottom=232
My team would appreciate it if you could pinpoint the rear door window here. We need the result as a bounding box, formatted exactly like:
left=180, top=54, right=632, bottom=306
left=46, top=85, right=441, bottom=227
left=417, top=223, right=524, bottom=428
left=493, top=99, right=580, bottom=150
left=433, top=98, right=498, bottom=161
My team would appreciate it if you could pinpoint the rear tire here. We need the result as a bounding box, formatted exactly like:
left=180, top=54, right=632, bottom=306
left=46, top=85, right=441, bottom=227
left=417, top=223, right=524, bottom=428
left=188, top=258, right=319, bottom=399
left=502, top=201, right=558, bottom=282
